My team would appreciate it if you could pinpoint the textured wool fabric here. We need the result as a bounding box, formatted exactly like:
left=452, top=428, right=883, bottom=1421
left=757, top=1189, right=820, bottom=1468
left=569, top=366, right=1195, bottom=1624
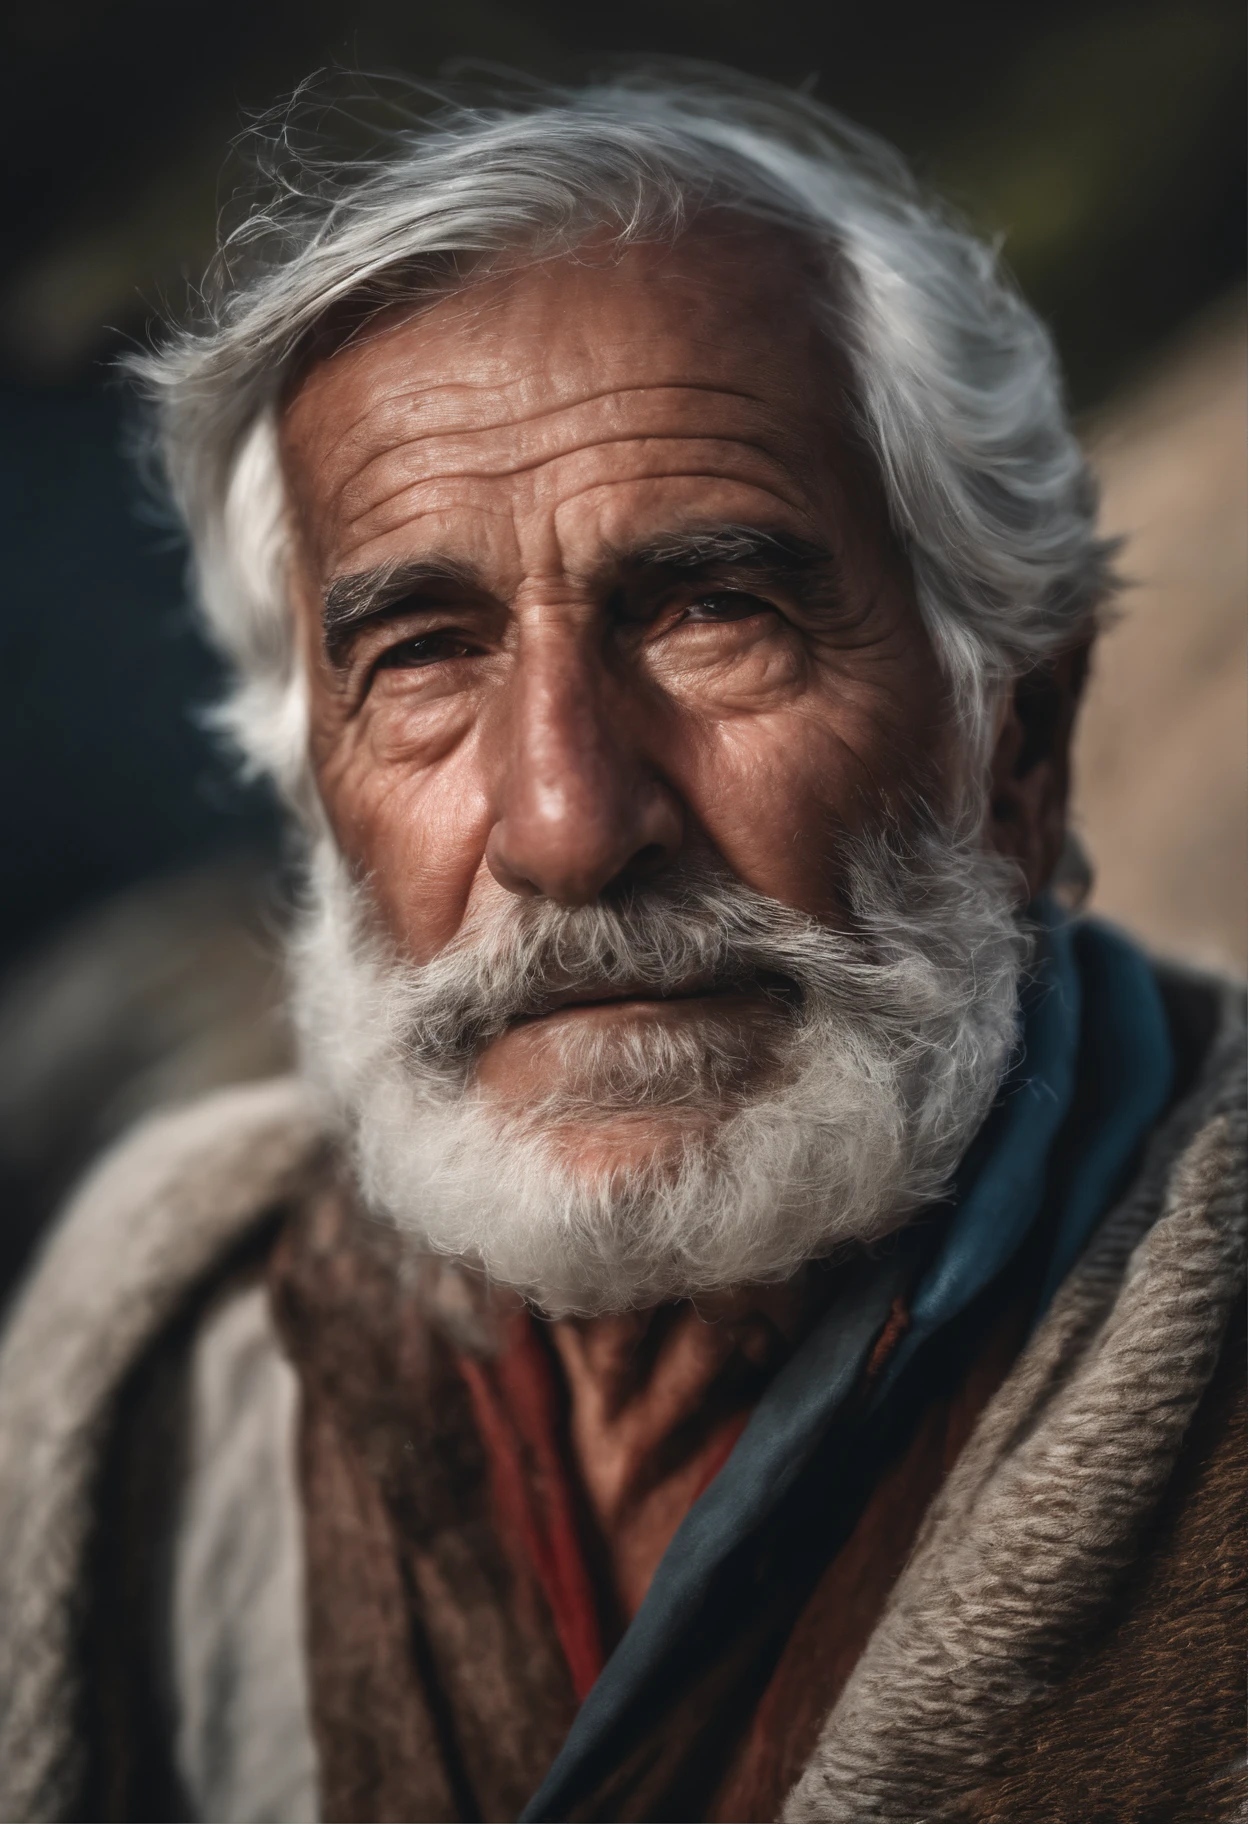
left=782, top=976, right=1247, bottom=1822
left=706, top=1297, right=1032, bottom=1822
left=170, top=1282, right=317, bottom=1822
left=0, top=965, right=1240, bottom=1823
left=266, top=1184, right=581, bottom=1824
left=265, top=1183, right=1032, bottom=1824
left=952, top=1298, right=1247, bottom=1824
left=0, top=1080, right=327, bottom=1824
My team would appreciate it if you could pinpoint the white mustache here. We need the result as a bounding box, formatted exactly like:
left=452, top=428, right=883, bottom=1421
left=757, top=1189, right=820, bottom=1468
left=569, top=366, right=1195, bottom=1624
left=367, top=846, right=976, bottom=1081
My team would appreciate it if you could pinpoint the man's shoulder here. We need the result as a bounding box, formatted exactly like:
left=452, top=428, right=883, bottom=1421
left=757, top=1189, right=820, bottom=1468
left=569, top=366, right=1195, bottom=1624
left=783, top=958, right=1246, bottom=1824
left=0, top=1074, right=332, bottom=1824
left=0, top=1072, right=332, bottom=1449
left=951, top=1295, right=1247, bottom=1823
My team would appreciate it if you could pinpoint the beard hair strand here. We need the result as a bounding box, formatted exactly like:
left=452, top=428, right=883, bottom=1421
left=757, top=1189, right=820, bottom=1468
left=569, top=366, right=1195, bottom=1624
left=290, top=819, right=1028, bottom=1316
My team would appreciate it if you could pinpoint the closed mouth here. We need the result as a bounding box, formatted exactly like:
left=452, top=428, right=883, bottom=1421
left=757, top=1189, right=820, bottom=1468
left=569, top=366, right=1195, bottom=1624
left=514, top=972, right=800, bottom=1025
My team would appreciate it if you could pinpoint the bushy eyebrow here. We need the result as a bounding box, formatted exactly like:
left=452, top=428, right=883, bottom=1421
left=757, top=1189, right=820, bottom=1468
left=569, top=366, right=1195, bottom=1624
left=617, top=524, right=837, bottom=576
left=321, top=524, right=843, bottom=666
left=322, top=557, right=479, bottom=665
left=612, top=525, right=849, bottom=618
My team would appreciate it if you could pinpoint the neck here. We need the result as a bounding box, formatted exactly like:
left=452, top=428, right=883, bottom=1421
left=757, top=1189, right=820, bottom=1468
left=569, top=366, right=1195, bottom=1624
left=547, top=1270, right=834, bottom=1622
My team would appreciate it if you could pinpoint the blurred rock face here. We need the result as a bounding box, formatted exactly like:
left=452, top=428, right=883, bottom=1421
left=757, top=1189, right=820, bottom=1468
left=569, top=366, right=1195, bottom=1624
left=1075, top=296, right=1247, bottom=972
left=0, top=299, right=1242, bottom=1295
left=0, top=858, right=291, bottom=1294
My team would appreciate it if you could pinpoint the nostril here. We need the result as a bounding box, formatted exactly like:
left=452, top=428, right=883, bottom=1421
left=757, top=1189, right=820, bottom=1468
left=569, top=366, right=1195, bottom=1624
left=606, top=842, right=669, bottom=893
left=631, top=843, right=668, bottom=877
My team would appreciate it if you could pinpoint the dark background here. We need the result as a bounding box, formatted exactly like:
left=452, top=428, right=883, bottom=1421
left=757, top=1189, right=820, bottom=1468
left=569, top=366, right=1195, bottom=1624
left=1, top=0, right=1244, bottom=971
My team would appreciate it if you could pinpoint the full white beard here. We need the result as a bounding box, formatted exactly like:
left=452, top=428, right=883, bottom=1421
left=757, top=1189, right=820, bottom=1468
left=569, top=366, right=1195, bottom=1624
left=290, top=822, right=1027, bottom=1317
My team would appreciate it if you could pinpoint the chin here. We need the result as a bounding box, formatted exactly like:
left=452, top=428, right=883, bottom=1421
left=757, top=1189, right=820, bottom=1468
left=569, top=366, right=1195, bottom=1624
left=472, top=1017, right=780, bottom=1191
left=530, top=1102, right=726, bottom=1180
left=472, top=995, right=786, bottom=1107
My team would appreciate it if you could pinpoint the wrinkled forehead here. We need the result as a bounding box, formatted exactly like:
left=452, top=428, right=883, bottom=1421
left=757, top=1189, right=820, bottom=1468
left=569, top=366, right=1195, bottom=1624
left=276, top=225, right=875, bottom=573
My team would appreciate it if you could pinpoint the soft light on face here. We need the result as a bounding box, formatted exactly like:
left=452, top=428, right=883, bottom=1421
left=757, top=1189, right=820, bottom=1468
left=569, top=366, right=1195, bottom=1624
left=280, top=228, right=968, bottom=1187
left=290, top=824, right=1025, bottom=1313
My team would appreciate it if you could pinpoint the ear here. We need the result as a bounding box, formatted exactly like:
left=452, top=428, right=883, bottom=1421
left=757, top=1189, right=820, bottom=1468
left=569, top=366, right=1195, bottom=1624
left=986, top=643, right=1091, bottom=901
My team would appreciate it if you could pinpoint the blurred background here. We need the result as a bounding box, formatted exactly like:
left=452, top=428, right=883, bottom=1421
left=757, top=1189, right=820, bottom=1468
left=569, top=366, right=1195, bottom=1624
left=0, top=0, right=1244, bottom=1295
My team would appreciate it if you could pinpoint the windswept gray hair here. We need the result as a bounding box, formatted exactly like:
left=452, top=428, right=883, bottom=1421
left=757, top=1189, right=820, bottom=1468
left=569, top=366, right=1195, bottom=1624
left=132, top=69, right=1116, bottom=795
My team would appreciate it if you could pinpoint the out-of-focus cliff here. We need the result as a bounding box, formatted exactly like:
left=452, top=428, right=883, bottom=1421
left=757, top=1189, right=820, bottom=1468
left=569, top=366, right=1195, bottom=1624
left=1075, top=297, right=1246, bottom=971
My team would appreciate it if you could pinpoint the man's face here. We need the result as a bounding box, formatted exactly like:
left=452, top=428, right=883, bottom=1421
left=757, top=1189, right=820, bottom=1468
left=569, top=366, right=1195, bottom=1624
left=281, top=231, right=957, bottom=1172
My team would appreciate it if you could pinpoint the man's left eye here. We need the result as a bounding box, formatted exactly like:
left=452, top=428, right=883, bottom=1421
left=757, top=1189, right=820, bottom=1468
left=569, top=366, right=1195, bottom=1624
left=374, top=631, right=476, bottom=671
left=682, top=592, right=772, bottom=624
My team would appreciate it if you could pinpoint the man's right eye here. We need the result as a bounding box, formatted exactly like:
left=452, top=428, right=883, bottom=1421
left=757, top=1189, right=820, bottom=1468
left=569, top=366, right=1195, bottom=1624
left=374, top=631, right=477, bottom=671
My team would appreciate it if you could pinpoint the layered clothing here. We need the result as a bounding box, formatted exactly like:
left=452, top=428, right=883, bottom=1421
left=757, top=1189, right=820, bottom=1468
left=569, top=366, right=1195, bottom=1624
left=0, top=924, right=1242, bottom=1822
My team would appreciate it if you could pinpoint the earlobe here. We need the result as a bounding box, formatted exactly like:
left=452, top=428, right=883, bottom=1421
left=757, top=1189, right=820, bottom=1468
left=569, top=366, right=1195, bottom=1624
left=986, top=645, right=1091, bottom=901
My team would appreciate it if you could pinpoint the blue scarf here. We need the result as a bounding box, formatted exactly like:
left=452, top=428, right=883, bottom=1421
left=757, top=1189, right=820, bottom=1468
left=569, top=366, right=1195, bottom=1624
left=522, top=909, right=1173, bottom=1821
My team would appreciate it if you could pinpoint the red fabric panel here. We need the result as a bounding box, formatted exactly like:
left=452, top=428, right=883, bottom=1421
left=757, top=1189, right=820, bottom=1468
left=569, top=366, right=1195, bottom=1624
left=457, top=1318, right=607, bottom=1702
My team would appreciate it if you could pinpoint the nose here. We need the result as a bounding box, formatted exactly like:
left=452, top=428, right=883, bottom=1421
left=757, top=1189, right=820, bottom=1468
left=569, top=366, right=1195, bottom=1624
left=485, top=622, right=683, bottom=904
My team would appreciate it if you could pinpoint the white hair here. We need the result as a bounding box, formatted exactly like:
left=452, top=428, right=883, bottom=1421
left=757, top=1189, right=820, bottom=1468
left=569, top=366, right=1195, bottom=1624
left=291, top=816, right=1025, bottom=1316
left=130, top=69, right=1116, bottom=798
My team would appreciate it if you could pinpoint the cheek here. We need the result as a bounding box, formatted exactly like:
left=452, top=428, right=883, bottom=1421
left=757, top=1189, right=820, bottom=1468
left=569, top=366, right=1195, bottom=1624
left=678, top=685, right=946, bottom=918
left=646, top=620, right=807, bottom=708
left=311, top=708, right=495, bottom=958
left=682, top=720, right=853, bottom=915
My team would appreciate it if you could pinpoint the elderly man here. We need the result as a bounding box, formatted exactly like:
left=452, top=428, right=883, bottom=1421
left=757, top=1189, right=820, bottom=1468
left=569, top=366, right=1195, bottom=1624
left=0, top=73, right=1242, bottom=1824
